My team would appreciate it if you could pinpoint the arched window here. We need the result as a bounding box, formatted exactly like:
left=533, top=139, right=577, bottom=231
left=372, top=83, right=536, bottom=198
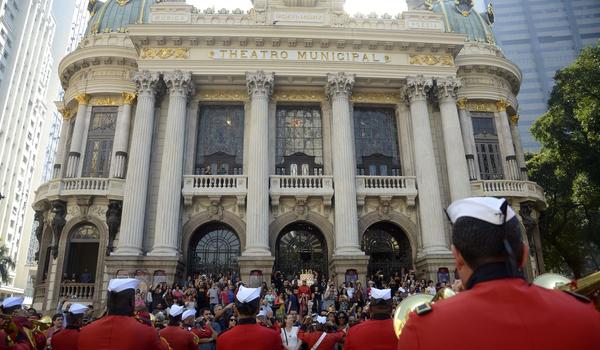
left=82, top=107, right=117, bottom=178
left=64, top=224, right=100, bottom=283
left=362, top=222, right=412, bottom=280
left=189, top=223, right=241, bottom=276
left=275, top=223, right=327, bottom=279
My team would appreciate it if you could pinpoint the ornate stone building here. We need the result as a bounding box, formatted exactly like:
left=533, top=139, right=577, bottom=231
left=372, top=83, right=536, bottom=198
left=30, top=0, right=546, bottom=311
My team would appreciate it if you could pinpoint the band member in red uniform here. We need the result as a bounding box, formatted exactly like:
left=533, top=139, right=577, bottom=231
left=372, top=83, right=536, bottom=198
left=159, top=305, right=198, bottom=350
left=216, top=285, right=282, bottom=350
left=297, top=315, right=344, bottom=350
left=344, top=288, right=397, bottom=350
left=78, top=278, right=166, bottom=350
left=1, top=297, right=36, bottom=350
left=51, top=303, right=87, bottom=350
left=397, top=197, right=600, bottom=350
left=182, top=308, right=216, bottom=345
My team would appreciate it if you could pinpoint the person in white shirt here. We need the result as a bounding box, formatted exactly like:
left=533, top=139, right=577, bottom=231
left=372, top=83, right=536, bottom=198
left=425, top=281, right=437, bottom=296
left=281, top=314, right=301, bottom=350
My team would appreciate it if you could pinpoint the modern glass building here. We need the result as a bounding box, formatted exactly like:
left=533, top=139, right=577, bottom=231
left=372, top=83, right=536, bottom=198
left=482, top=0, right=600, bottom=150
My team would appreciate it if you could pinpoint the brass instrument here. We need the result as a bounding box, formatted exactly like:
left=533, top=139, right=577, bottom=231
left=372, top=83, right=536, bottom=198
left=532, top=273, right=571, bottom=290
left=534, top=271, right=600, bottom=311
left=31, top=316, right=52, bottom=332
left=393, top=288, right=456, bottom=338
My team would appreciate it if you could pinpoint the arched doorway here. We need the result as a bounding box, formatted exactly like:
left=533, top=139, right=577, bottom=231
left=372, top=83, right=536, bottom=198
left=188, top=223, right=241, bottom=276
left=64, top=224, right=100, bottom=283
left=362, top=222, right=412, bottom=280
left=275, top=222, right=328, bottom=279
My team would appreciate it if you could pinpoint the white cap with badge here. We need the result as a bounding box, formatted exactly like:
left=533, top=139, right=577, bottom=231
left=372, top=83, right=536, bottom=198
left=447, top=197, right=515, bottom=226
left=182, top=309, right=196, bottom=320
left=316, top=316, right=327, bottom=324
left=169, top=304, right=184, bottom=317
left=236, top=285, right=261, bottom=303
left=1, top=296, right=24, bottom=309
left=107, top=278, right=140, bottom=293
left=69, top=303, right=89, bottom=315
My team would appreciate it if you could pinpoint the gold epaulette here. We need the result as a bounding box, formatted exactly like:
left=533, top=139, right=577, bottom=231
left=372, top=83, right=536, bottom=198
left=415, top=302, right=433, bottom=316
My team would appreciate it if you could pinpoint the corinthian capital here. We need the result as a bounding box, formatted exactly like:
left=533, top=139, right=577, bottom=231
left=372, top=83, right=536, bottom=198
left=435, top=77, right=462, bottom=102
left=133, top=71, right=161, bottom=96
left=326, top=73, right=355, bottom=99
left=163, top=70, right=194, bottom=97
left=246, top=71, right=275, bottom=98
left=404, top=76, right=433, bottom=102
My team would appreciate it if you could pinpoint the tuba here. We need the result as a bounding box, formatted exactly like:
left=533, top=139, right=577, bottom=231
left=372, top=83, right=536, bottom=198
left=31, top=315, right=52, bottom=332
left=393, top=288, right=456, bottom=338
left=534, top=271, right=600, bottom=311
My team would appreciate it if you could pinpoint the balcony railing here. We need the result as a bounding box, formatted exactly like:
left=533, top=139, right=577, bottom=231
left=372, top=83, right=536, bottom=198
left=470, top=180, right=546, bottom=206
left=356, top=176, right=418, bottom=206
left=270, top=175, right=334, bottom=207
left=34, top=178, right=125, bottom=205
left=182, top=175, right=248, bottom=205
left=59, top=282, right=95, bottom=301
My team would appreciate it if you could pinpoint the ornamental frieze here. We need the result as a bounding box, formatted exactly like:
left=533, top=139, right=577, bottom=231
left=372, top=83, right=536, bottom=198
left=140, top=48, right=190, bottom=59
left=409, top=54, right=454, bottom=66
left=197, top=90, right=248, bottom=102
left=351, top=92, right=402, bottom=104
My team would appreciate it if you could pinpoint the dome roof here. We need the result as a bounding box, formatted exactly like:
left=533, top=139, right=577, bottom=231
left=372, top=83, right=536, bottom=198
left=85, top=0, right=157, bottom=36
left=431, top=0, right=496, bottom=45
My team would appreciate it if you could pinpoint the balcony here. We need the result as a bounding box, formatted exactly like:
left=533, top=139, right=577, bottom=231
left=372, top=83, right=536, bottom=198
left=470, top=180, right=546, bottom=208
left=270, top=175, right=334, bottom=209
left=182, top=175, right=247, bottom=207
left=59, top=282, right=95, bottom=301
left=34, top=178, right=125, bottom=206
left=356, top=176, right=418, bottom=206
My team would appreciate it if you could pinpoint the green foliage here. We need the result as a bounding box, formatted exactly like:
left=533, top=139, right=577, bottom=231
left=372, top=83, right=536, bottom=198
left=528, top=42, right=600, bottom=278
left=0, top=243, right=16, bottom=284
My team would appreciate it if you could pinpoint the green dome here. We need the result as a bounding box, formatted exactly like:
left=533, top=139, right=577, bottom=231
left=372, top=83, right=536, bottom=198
left=432, top=0, right=496, bottom=45
left=85, top=0, right=157, bottom=36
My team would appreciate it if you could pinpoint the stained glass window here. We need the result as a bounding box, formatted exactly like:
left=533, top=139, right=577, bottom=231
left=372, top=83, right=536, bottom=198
left=353, top=107, right=401, bottom=176
left=472, top=112, right=504, bottom=180
left=195, top=105, right=245, bottom=175
left=276, top=106, right=323, bottom=175
left=82, top=107, right=117, bottom=178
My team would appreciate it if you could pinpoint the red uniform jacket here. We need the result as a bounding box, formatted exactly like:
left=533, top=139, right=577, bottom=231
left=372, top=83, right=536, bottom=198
left=50, top=328, right=79, bottom=350
left=78, top=315, right=165, bottom=350
left=344, top=318, right=397, bottom=350
left=397, top=278, right=600, bottom=350
left=297, top=330, right=344, bottom=350
left=216, top=320, right=282, bottom=350
left=159, top=325, right=197, bottom=350
left=0, top=330, right=10, bottom=350
left=190, top=325, right=212, bottom=339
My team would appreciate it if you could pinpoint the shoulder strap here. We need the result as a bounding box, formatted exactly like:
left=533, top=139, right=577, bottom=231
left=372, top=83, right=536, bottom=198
left=283, top=328, right=289, bottom=345
left=311, top=332, right=328, bottom=350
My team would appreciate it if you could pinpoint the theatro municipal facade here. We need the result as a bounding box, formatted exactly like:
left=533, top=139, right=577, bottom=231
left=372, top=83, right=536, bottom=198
left=31, top=0, right=546, bottom=311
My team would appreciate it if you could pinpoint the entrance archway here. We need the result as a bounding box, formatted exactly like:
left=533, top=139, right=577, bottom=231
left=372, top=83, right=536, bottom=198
left=188, top=223, right=241, bottom=276
left=64, top=224, right=100, bottom=283
left=275, top=222, right=328, bottom=279
left=362, top=222, right=412, bottom=280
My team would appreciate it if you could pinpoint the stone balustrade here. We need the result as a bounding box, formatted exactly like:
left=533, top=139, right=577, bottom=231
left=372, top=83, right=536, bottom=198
left=59, top=282, right=95, bottom=301
left=270, top=175, right=334, bottom=208
left=182, top=175, right=248, bottom=206
left=355, top=176, right=418, bottom=206
left=33, top=178, right=125, bottom=206
left=470, top=180, right=546, bottom=207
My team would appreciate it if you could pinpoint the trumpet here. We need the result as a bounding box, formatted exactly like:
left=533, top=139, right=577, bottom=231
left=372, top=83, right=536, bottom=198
left=393, top=287, right=456, bottom=338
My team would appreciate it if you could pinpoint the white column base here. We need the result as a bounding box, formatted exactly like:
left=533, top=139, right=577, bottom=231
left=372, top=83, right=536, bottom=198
left=333, top=247, right=365, bottom=256
left=242, top=246, right=272, bottom=257
left=112, top=245, right=143, bottom=256
left=147, top=246, right=179, bottom=257
left=421, top=246, right=452, bottom=256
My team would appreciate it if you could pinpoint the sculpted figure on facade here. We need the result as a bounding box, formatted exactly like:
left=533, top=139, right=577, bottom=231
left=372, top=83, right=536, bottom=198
left=33, top=211, right=45, bottom=261
left=106, top=201, right=122, bottom=255
left=50, top=201, right=67, bottom=259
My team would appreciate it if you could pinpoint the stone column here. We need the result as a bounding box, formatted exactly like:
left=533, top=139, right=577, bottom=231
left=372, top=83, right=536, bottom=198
left=509, top=114, right=528, bottom=180
left=405, top=76, right=449, bottom=255
left=497, top=100, right=519, bottom=180
left=436, top=77, right=471, bottom=201
left=456, top=98, right=479, bottom=180
left=326, top=73, right=363, bottom=256
left=113, top=71, right=160, bottom=256
left=110, top=93, right=136, bottom=178
left=396, top=103, right=415, bottom=176
left=53, top=108, right=74, bottom=179
left=150, top=71, right=193, bottom=256
left=65, top=94, right=90, bottom=178
left=243, top=71, right=274, bottom=256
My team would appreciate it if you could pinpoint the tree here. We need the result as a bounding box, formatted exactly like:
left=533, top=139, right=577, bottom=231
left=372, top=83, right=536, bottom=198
left=0, top=243, right=16, bottom=284
left=528, top=42, right=600, bottom=278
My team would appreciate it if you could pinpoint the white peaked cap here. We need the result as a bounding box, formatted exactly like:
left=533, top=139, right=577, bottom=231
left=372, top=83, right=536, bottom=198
left=169, top=305, right=184, bottom=317
left=370, top=288, right=392, bottom=300
left=447, top=197, right=516, bottom=226
left=107, top=278, right=140, bottom=293
left=69, top=303, right=89, bottom=315
left=1, top=297, right=24, bottom=309
left=182, top=309, right=196, bottom=320
left=316, top=316, right=327, bottom=324
left=236, top=285, right=261, bottom=303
